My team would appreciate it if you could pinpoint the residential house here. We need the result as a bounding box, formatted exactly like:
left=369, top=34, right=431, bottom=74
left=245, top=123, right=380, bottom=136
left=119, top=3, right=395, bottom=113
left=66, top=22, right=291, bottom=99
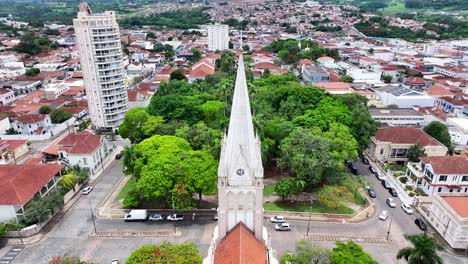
left=127, top=61, right=143, bottom=76
left=426, top=194, right=468, bottom=249
left=434, top=66, right=468, bottom=79
left=302, top=65, right=330, bottom=83
left=1, top=80, right=42, bottom=95
left=0, top=117, right=11, bottom=134
left=57, top=131, right=114, bottom=175
left=0, top=89, right=15, bottom=105
left=314, top=82, right=351, bottom=94
left=446, top=118, right=468, bottom=146
left=434, top=96, right=468, bottom=117
left=369, top=108, right=425, bottom=126
left=316, top=56, right=336, bottom=68
left=14, top=114, right=52, bottom=135
left=188, top=59, right=215, bottom=83
left=0, top=62, right=26, bottom=80
left=368, top=127, right=447, bottom=163
left=128, top=88, right=152, bottom=108
left=0, top=140, right=29, bottom=164
left=403, top=77, right=431, bottom=90
left=406, top=155, right=468, bottom=195
left=373, top=85, right=435, bottom=108
left=346, top=68, right=381, bottom=85
left=0, top=164, right=63, bottom=223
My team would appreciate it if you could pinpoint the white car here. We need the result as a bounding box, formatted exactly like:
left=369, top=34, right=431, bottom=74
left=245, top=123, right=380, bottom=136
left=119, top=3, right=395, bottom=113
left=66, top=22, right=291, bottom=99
left=274, top=223, right=291, bottom=231
left=375, top=172, right=384, bottom=181
left=82, top=186, right=93, bottom=195
left=167, top=214, right=184, bottom=221
left=149, top=214, right=164, bottom=221
left=111, top=260, right=119, bottom=264
left=386, top=198, right=396, bottom=208
left=270, top=216, right=285, bottom=223
left=379, top=210, right=389, bottom=221
left=401, top=204, right=414, bottom=214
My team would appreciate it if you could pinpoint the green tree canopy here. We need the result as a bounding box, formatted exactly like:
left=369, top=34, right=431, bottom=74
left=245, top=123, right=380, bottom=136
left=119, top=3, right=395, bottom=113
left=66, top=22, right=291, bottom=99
left=170, top=69, right=187, bottom=81
left=331, top=241, right=378, bottom=264
left=50, top=108, right=72, bottom=124
left=397, top=234, right=443, bottom=264
left=340, top=75, right=354, bottom=83
left=126, top=242, right=202, bottom=264
left=281, top=240, right=331, bottom=264
left=407, top=144, right=426, bottom=162
left=423, top=121, right=452, bottom=148
left=39, top=105, right=51, bottom=114
left=118, top=107, right=149, bottom=144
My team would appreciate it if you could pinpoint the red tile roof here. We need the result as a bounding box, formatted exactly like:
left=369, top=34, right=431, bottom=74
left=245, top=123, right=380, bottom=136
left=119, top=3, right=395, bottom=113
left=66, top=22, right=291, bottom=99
left=57, top=131, right=102, bottom=154
left=0, top=140, right=27, bottom=151
left=214, top=222, right=267, bottom=264
left=441, top=196, right=468, bottom=218
left=374, top=127, right=444, bottom=147
left=0, top=164, right=63, bottom=205
left=16, top=114, right=48, bottom=124
left=254, top=62, right=278, bottom=70
left=420, top=156, right=468, bottom=175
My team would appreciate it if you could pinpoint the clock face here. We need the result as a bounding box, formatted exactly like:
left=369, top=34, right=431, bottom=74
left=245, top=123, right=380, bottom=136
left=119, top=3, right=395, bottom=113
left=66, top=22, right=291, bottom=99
left=236, top=168, right=245, bottom=176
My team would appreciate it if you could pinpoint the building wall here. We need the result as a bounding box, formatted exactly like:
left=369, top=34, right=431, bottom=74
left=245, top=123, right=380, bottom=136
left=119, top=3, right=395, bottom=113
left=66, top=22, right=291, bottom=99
left=73, top=10, right=128, bottom=130
left=0, top=90, right=15, bottom=105
left=0, top=117, right=11, bottom=135
left=0, top=205, right=17, bottom=223
left=15, top=116, right=52, bottom=135
left=207, top=24, right=229, bottom=51
left=369, top=140, right=447, bottom=163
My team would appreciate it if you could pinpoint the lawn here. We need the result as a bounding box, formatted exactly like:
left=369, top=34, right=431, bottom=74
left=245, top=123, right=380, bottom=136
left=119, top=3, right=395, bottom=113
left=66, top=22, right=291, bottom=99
left=263, top=183, right=277, bottom=196
left=115, top=176, right=136, bottom=201
left=264, top=201, right=355, bottom=215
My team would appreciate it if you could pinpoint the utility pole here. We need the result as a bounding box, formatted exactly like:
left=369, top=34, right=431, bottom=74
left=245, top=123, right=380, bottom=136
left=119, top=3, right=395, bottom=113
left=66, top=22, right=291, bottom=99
left=172, top=194, right=176, bottom=235
left=386, top=213, right=393, bottom=241
left=88, top=198, right=97, bottom=234
left=306, top=199, right=313, bottom=237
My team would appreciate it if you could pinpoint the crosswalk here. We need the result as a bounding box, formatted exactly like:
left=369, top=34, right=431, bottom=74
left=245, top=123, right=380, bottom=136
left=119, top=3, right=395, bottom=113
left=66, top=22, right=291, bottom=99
left=0, top=246, right=24, bottom=264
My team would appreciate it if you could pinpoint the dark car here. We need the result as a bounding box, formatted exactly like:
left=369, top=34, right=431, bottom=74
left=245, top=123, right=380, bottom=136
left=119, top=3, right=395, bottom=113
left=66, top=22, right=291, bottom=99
left=381, top=180, right=391, bottom=189
left=389, top=188, right=398, bottom=197
left=115, top=151, right=124, bottom=160
left=415, top=218, right=428, bottom=231
left=362, top=157, right=369, bottom=164
left=351, top=166, right=359, bottom=175
left=369, top=166, right=377, bottom=174
left=368, top=189, right=376, bottom=198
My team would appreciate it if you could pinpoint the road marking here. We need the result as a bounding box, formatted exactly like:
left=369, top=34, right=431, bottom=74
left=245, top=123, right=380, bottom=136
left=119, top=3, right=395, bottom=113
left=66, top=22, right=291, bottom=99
left=305, top=234, right=391, bottom=244
left=91, top=230, right=180, bottom=237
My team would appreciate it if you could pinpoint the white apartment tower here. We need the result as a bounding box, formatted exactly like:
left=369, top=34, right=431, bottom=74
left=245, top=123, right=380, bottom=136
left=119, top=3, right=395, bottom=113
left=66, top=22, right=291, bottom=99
left=207, top=24, right=229, bottom=51
left=73, top=2, right=128, bottom=130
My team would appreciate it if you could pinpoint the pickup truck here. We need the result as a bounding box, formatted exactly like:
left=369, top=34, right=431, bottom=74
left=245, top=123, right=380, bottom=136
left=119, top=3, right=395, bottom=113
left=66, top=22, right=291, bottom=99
left=167, top=214, right=184, bottom=221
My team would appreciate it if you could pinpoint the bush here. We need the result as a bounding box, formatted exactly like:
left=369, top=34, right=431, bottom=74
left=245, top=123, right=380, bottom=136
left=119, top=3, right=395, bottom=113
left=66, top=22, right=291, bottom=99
left=415, top=187, right=428, bottom=196
left=405, top=185, right=413, bottom=192
left=58, top=174, right=77, bottom=193
left=399, top=177, right=408, bottom=184
left=50, top=108, right=72, bottom=124
left=123, top=189, right=141, bottom=209
left=0, top=223, right=5, bottom=238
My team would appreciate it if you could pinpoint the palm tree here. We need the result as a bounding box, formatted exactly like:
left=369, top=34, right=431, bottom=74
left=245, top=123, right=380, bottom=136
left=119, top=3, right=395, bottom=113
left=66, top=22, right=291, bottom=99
left=397, top=233, right=443, bottom=264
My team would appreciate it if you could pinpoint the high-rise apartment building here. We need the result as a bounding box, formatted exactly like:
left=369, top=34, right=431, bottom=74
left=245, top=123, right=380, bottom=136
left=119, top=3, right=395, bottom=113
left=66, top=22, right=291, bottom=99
left=73, top=2, right=128, bottom=130
left=207, top=24, right=229, bottom=51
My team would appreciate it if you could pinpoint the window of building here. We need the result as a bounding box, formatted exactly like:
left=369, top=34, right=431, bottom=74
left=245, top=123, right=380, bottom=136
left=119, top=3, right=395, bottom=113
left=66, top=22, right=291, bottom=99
left=449, top=189, right=453, bottom=192
left=83, top=157, right=88, bottom=165
left=438, top=187, right=442, bottom=192
left=462, top=176, right=468, bottom=182
left=439, top=175, right=447, bottom=182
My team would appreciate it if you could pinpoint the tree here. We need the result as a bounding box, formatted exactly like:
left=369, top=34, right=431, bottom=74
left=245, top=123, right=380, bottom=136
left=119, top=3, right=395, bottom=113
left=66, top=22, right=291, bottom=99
left=39, top=105, right=51, bottom=114
left=50, top=109, right=72, bottom=124
left=42, top=190, right=64, bottom=214
left=279, top=128, right=336, bottom=186
left=14, top=32, right=44, bottom=55
left=164, top=44, right=174, bottom=57
left=24, top=198, right=51, bottom=225
left=191, top=48, right=201, bottom=63
left=331, top=241, right=378, bottom=264
left=322, top=122, right=358, bottom=163
left=340, top=75, right=354, bottom=83
left=118, top=107, right=149, bottom=144
left=383, top=75, right=393, bottom=83
left=397, top=234, right=443, bottom=264
left=49, top=256, right=95, bottom=264
left=281, top=240, right=331, bottom=264
left=26, top=68, right=40, bottom=76
left=126, top=242, right=202, bottom=264
left=423, top=121, right=452, bottom=148
left=141, top=115, right=165, bottom=137
left=201, top=101, right=225, bottom=128
left=317, top=185, right=353, bottom=209
left=58, top=173, right=77, bottom=193
left=274, top=178, right=294, bottom=200
left=170, top=69, right=187, bottom=81
left=407, top=144, right=426, bottom=162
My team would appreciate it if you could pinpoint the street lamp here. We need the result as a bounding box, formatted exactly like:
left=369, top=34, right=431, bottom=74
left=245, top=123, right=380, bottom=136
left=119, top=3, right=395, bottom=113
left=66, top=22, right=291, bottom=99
left=386, top=213, right=393, bottom=241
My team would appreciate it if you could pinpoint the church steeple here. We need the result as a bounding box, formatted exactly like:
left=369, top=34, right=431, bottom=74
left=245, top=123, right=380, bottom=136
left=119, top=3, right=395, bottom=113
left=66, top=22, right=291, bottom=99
left=217, top=55, right=264, bottom=241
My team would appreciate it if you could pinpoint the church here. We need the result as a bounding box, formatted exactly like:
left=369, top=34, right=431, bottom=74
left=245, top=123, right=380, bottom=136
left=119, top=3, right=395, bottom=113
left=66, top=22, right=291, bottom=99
left=204, top=54, right=277, bottom=264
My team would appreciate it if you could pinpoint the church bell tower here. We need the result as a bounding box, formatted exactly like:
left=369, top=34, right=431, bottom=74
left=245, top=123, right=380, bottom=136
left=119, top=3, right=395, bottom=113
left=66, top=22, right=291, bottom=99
left=217, top=54, right=264, bottom=241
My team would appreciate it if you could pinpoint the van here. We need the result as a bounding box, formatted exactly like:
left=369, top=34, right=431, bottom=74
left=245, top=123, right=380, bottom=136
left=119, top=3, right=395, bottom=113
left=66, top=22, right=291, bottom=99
left=124, top=210, right=147, bottom=222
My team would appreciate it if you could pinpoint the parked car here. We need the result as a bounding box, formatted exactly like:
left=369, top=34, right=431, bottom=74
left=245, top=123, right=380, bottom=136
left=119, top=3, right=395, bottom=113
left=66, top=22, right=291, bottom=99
left=401, top=204, right=414, bottom=214
left=111, top=259, right=119, bottom=264
left=167, top=214, right=184, bottom=221
left=381, top=180, right=391, bottom=189
left=379, top=210, right=388, bottom=221
left=389, top=188, right=398, bottom=197
left=375, top=172, right=384, bottom=181
left=149, top=214, right=164, bottom=221
left=369, top=166, right=377, bottom=174
left=124, top=210, right=147, bottom=222
left=274, top=223, right=291, bottom=231
left=362, top=157, right=369, bottom=164
left=82, top=186, right=93, bottom=195
left=386, top=198, right=396, bottom=208
left=270, top=216, right=285, bottom=223
left=368, top=189, right=376, bottom=198
left=115, top=151, right=124, bottom=160
left=351, top=166, right=359, bottom=175
left=415, top=218, right=428, bottom=231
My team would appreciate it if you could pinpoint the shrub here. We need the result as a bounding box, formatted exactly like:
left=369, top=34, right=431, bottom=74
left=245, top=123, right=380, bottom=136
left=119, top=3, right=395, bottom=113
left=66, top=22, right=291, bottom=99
left=399, top=177, right=408, bottom=184
left=123, top=189, right=141, bottom=209
left=405, top=185, right=413, bottom=191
